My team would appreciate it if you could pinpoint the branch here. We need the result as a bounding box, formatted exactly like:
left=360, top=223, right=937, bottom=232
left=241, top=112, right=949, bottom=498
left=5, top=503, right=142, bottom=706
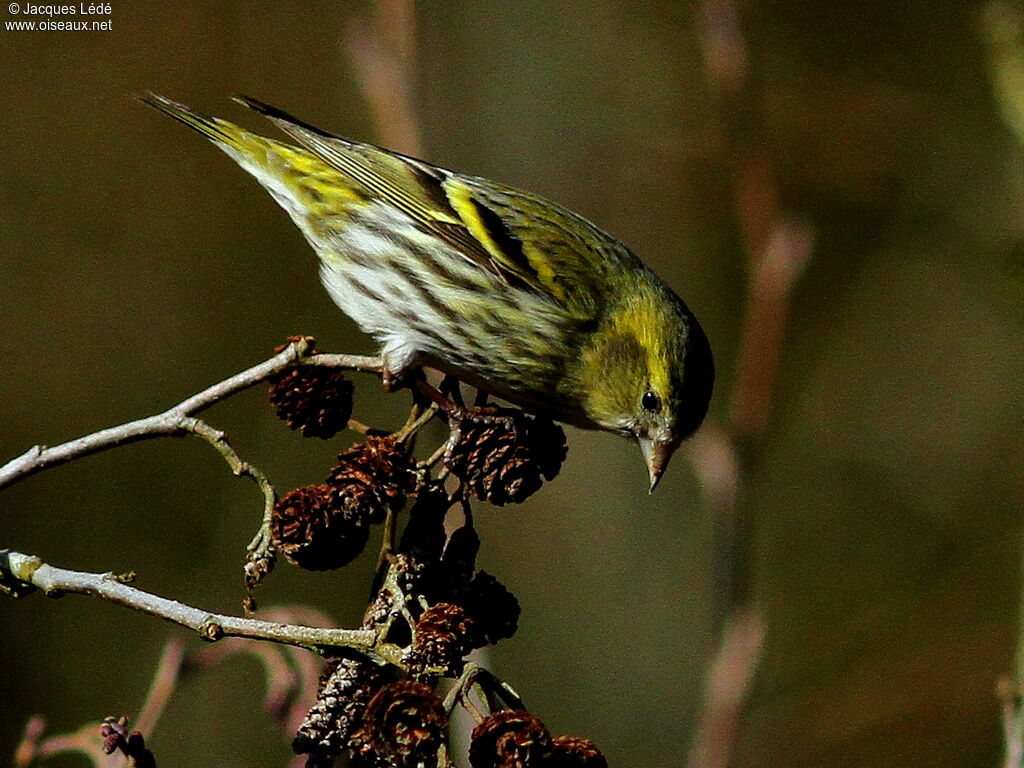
left=345, top=0, right=422, bottom=155
left=686, top=1, right=814, bottom=766
left=13, top=714, right=119, bottom=768
left=133, top=639, right=187, bottom=738
left=685, top=607, right=765, bottom=768
left=728, top=219, right=813, bottom=452
left=0, top=338, right=382, bottom=491
left=0, top=549, right=378, bottom=654
left=981, top=1, right=1024, bottom=145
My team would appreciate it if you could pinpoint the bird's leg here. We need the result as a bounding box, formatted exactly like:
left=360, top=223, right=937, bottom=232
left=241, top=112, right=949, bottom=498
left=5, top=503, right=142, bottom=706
left=413, top=379, right=515, bottom=429
left=439, top=375, right=465, bottom=407
left=413, top=378, right=462, bottom=417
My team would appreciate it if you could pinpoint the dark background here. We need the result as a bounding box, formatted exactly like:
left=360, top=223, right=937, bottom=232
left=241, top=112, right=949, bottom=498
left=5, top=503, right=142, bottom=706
left=1, top=2, right=1022, bottom=766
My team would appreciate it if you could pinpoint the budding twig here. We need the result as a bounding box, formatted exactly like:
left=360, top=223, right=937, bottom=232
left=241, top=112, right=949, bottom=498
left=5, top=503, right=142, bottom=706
left=134, top=639, right=187, bottom=737
left=183, top=417, right=279, bottom=574
left=0, top=549, right=377, bottom=654
left=0, top=338, right=384, bottom=605
left=0, top=339, right=382, bottom=492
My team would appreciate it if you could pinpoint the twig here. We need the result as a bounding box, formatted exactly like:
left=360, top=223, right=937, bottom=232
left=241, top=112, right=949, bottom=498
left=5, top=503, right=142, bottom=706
left=13, top=643, right=184, bottom=767
left=0, top=338, right=383, bottom=602
left=1000, top=676, right=1024, bottom=768
left=13, top=716, right=47, bottom=767
left=345, top=0, right=422, bottom=155
left=442, top=665, right=487, bottom=724
left=134, top=639, right=187, bottom=737
left=981, top=1, right=1024, bottom=145
left=686, top=1, right=814, bottom=766
left=394, top=402, right=440, bottom=443
left=379, top=506, right=399, bottom=567
left=685, top=607, right=765, bottom=768
left=347, top=418, right=374, bottom=434
left=184, top=417, right=279, bottom=573
left=974, top=8, right=1024, bottom=766
left=0, top=549, right=377, bottom=654
left=728, top=219, right=814, bottom=453
left=0, top=339, right=382, bottom=492
left=686, top=424, right=740, bottom=622
left=420, top=442, right=448, bottom=471
left=14, top=715, right=118, bottom=768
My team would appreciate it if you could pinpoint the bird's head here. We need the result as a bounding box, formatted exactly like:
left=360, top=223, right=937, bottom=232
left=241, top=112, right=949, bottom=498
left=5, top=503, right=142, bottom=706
left=575, top=287, right=714, bottom=491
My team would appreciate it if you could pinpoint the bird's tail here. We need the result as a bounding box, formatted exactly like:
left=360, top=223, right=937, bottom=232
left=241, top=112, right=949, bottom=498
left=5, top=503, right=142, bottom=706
left=139, top=93, right=375, bottom=248
left=137, top=92, right=261, bottom=156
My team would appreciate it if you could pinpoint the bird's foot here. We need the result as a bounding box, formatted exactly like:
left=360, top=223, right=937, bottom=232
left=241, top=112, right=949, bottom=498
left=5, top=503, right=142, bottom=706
left=381, top=366, right=429, bottom=393
left=381, top=368, right=402, bottom=392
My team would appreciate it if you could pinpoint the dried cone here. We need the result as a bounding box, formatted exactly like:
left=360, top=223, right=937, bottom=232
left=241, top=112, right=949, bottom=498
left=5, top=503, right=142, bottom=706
left=347, top=728, right=380, bottom=768
left=445, top=409, right=567, bottom=506
left=354, top=680, right=448, bottom=768
left=269, top=366, right=354, bottom=439
left=327, top=436, right=417, bottom=526
left=438, top=525, right=480, bottom=596
left=469, top=710, right=553, bottom=768
left=271, top=484, right=369, bottom=570
left=463, top=570, right=520, bottom=647
left=398, top=484, right=450, bottom=566
left=394, top=485, right=451, bottom=600
left=404, top=602, right=476, bottom=677
left=362, top=585, right=396, bottom=631
left=547, top=736, right=608, bottom=768
left=292, top=656, right=390, bottom=758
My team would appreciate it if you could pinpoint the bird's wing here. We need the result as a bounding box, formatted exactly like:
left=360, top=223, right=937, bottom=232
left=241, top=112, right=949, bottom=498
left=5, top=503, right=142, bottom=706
left=235, top=96, right=626, bottom=319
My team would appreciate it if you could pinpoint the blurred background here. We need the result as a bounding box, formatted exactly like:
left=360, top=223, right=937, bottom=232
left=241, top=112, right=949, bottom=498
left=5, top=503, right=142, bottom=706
left=1, top=1, right=1022, bottom=766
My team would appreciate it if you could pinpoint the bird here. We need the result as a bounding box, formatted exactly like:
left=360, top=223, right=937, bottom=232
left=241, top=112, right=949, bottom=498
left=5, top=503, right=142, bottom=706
left=140, top=94, right=713, bottom=491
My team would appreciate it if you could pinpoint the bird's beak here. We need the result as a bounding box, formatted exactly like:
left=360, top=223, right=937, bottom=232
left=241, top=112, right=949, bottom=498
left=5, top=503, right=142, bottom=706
left=639, top=436, right=675, bottom=493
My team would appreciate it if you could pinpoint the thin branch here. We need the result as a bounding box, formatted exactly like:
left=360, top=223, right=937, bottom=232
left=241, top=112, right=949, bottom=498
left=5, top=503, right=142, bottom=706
left=685, top=607, right=765, bottom=768
left=981, top=11, right=1024, bottom=765
left=686, top=1, right=814, bottom=766
left=728, top=219, right=814, bottom=452
left=1000, top=676, right=1024, bottom=768
left=981, top=1, right=1024, bottom=144
left=184, top=417, right=278, bottom=555
left=134, top=639, right=187, bottom=737
left=394, top=402, right=440, bottom=444
left=13, top=716, right=48, bottom=768
left=420, top=442, right=448, bottom=471
left=345, top=0, right=422, bottom=155
left=0, top=338, right=382, bottom=492
left=686, top=423, right=741, bottom=622
left=13, top=716, right=117, bottom=768
left=14, top=643, right=185, bottom=766
left=0, top=549, right=377, bottom=654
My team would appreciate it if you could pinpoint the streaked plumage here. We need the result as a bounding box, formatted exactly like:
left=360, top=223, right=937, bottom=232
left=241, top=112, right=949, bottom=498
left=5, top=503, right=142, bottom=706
left=141, top=94, right=713, bottom=488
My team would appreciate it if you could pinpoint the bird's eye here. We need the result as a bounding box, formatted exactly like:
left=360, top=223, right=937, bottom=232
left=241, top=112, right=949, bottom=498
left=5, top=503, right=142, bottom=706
left=642, top=390, right=661, bottom=413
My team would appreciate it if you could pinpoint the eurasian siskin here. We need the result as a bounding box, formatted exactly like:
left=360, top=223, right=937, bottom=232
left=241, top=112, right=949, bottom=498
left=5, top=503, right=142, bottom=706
left=141, top=94, right=714, bottom=489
